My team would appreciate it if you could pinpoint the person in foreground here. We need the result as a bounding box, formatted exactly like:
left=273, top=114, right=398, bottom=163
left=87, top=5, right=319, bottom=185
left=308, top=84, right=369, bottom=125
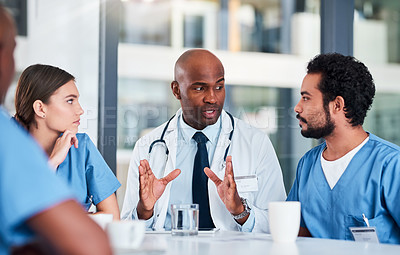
left=287, top=53, right=400, bottom=244
left=14, top=64, right=121, bottom=220
left=121, top=49, right=286, bottom=232
left=0, top=5, right=112, bottom=255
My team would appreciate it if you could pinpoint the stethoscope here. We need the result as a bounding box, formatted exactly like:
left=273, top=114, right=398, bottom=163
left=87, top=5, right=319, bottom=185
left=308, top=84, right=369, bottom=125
left=148, top=112, right=235, bottom=166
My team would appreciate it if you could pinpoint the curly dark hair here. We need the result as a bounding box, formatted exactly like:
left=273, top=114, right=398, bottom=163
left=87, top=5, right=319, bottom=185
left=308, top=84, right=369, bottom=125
left=307, top=53, right=375, bottom=126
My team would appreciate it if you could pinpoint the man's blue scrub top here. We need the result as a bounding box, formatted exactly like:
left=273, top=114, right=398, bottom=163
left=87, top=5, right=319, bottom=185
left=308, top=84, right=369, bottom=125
left=0, top=108, right=73, bottom=255
left=56, top=133, right=121, bottom=210
left=287, top=133, right=400, bottom=244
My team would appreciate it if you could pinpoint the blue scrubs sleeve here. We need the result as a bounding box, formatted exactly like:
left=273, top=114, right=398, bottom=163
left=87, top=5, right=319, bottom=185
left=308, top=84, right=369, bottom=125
left=287, top=157, right=302, bottom=202
left=83, top=134, right=121, bottom=205
left=382, top=155, right=400, bottom=229
left=287, top=157, right=305, bottom=228
left=2, top=153, right=73, bottom=235
left=0, top=114, right=73, bottom=251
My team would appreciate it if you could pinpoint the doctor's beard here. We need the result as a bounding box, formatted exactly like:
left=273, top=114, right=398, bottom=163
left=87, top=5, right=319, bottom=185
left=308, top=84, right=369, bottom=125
left=297, top=106, right=335, bottom=139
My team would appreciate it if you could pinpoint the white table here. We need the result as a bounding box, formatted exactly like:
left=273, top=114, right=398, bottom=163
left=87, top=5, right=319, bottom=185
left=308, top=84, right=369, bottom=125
left=116, top=231, right=400, bottom=255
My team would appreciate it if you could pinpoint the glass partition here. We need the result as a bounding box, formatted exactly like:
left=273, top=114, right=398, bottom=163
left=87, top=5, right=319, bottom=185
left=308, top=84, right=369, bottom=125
left=354, top=0, right=400, bottom=64
left=364, top=93, right=400, bottom=146
left=353, top=0, right=400, bottom=146
left=119, top=0, right=321, bottom=54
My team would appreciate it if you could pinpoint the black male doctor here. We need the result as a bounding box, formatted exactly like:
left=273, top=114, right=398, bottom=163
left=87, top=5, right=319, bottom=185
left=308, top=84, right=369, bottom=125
left=121, top=49, right=286, bottom=232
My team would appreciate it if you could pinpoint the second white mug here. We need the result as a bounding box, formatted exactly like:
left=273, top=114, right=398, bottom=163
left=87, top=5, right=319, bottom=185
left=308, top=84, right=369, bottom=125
left=106, top=220, right=145, bottom=249
left=268, top=201, right=301, bottom=243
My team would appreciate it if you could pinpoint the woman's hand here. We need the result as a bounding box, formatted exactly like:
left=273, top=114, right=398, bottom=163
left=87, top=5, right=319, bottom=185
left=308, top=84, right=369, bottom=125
left=48, top=130, right=78, bottom=170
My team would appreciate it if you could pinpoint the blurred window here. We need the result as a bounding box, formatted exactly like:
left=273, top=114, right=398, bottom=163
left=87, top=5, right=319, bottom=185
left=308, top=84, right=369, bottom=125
left=354, top=0, right=400, bottom=63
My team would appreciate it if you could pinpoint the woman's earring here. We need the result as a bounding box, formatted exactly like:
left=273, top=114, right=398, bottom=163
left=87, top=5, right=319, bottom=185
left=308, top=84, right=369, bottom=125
left=42, top=114, right=46, bottom=118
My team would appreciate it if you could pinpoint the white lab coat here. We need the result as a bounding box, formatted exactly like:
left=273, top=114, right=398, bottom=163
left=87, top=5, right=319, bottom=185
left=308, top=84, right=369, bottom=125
left=121, top=109, right=286, bottom=233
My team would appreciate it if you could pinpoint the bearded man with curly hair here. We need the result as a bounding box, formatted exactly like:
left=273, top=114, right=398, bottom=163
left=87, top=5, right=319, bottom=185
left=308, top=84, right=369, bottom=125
left=287, top=53, right=400, bottom=244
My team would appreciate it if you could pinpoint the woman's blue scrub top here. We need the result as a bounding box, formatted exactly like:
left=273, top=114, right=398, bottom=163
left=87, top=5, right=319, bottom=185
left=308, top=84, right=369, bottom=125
left=56, top=133, right=121, bottom=210
left=287, top=134, right=400, bottom=244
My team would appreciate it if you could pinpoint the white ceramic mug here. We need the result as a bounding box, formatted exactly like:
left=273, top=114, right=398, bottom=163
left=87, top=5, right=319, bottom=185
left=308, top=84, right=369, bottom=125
left=106, top=220, right=145, bottom=249
left=89, top=213, right=113, bottom=230
left=269, top=201, right=301, bottom=243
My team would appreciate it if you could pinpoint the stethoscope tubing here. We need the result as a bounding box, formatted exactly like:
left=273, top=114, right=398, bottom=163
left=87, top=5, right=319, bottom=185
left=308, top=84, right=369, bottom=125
left=148, top=112, right=235, bottom=162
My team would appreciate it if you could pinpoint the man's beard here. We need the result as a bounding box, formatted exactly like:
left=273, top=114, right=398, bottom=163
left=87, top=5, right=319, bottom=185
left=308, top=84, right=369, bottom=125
left=297, top=104, right=335, bottom=139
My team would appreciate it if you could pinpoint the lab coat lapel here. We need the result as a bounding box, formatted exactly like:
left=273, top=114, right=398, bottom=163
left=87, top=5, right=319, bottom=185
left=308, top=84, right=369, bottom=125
left=208, top=111, right=238, bottom=230
left=164, top=121, right=177, bottom=175
left=158, top=109, right=182, bottom=176
left=210, top=111, right=232, bottom=176
left=153, top=112, right=179, bottom=230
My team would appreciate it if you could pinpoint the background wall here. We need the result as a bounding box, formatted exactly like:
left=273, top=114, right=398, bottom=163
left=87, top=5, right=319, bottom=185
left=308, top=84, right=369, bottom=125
left=5, top=0, right=100, bottom=143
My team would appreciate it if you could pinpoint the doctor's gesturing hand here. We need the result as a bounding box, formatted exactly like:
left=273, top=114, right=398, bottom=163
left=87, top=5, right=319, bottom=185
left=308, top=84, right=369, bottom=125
left=48, top=130, right=79, bottom=170
left=204, top=156, right=248, bottom=224
left=137, top=159, right=181, bottom=220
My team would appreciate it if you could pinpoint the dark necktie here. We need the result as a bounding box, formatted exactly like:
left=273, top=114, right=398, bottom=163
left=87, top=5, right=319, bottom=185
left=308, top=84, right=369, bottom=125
left=192, top=132, right=215, bottom=228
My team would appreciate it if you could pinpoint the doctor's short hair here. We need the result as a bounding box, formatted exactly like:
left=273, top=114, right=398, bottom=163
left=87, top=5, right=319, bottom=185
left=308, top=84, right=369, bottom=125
left=14, top=64, right=75, bottom=130
left=307, top=53, right=375, bottom=126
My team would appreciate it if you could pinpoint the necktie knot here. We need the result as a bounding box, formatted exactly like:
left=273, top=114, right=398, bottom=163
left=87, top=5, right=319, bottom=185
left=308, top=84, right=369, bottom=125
left=193, top=132, right=208, bottom=144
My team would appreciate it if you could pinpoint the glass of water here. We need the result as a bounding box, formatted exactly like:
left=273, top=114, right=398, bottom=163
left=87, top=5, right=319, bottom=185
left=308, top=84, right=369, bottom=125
left=171, top=204, right=199, bottom=236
